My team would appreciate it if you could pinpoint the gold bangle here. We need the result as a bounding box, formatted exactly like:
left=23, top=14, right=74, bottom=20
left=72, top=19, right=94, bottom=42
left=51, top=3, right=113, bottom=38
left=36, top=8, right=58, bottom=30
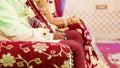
left=64, top=36, right=67, bottom=40
left=41, top=7, right=47, bottom=15
left=62, top=19, right=68, bottom=28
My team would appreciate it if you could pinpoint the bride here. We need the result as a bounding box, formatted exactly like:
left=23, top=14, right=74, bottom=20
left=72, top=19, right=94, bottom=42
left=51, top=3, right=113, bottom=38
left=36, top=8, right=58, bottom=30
left=27, top=0, right=99, bottom=68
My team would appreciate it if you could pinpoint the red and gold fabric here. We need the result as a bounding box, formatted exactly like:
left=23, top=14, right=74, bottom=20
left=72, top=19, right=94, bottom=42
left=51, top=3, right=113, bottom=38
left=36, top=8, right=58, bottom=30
left=26, top=0, right=99, bottom=68
left=0, top=41, right=73, bottom=68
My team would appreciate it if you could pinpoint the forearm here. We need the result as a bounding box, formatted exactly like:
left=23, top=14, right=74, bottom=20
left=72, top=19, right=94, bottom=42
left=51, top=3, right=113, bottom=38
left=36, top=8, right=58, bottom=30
left=35, top=0, right=81, bottom=28
left=35, top=0, right=54, bottom=23
left=35, top=0, right=65, bottom=28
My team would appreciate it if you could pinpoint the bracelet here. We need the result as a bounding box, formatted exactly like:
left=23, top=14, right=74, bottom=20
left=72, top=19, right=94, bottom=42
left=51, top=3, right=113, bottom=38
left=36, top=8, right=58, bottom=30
left=62, top=19, right=68, bottom=28
left=41, top=7, right=47, bottom=15
left=63, top=36, right=67, bottom=40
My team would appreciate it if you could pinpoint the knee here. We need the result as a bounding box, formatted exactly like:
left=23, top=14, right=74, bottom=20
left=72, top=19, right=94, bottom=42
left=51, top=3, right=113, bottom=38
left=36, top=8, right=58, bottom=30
left=64, top=30, right=83, bottom=44
left=60, top=40, right=84, bottom=52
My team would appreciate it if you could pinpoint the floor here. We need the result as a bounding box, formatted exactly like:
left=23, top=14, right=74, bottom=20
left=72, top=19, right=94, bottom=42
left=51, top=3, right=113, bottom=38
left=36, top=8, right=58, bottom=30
left=92, top=40, right=120, bottom=68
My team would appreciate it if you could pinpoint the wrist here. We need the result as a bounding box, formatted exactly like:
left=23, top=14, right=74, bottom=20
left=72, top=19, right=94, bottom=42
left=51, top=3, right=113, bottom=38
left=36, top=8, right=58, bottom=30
left=62, top=19, right=68, bottom=28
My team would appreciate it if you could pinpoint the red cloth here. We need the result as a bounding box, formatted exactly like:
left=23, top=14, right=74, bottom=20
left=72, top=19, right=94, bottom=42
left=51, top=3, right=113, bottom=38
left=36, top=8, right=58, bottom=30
left=64, top=30, right=83, bottom=45
left=0, top=41, right=71, bottom=68
left=26, top=0, right=98, bottom=68
left=0, top=40, right=87, bottom=68
left=68, top=22, right=99, bottom=68
left=26, top=0, right=53, bottom=33
left=54, top=0, right=66, bottom=17
left=60, top=40, right=85, bottom=68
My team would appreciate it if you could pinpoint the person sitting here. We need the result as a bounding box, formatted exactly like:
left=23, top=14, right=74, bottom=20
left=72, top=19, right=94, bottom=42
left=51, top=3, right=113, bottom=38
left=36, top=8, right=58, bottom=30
left=0, top=0, right=86, bottom=68
left=26, top=0, right=99, bottom=67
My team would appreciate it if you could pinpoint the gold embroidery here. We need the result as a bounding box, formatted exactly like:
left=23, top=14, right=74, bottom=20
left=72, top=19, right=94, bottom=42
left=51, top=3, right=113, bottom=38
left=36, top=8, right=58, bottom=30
left=0, top=42, right=72, bottom=67
left=32, top=43, right=71, bottom=60
left=53, top=56, right=73, bottom=68
left=0, top=53, right=42, bottom=68
left=0, top=53, right=16, bottom=67
left=16, top=54, right=42, bottom=68
left=0, top=43, right=14, bottom=52
left=32, top=43, right=49, bottom=53
left=5, top=45, right=13, bottom=50
left=19, top=44, right=31, bottom=53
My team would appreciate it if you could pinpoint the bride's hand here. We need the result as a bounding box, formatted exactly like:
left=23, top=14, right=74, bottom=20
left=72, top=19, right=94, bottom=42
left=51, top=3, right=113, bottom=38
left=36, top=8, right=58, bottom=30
left=67, top=16, right=81, bottom=25
left=53, top=31, right=67, bottom=40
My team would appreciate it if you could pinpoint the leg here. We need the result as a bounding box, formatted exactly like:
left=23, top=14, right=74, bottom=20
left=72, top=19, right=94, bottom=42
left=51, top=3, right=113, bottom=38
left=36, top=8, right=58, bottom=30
left=60, top=40, right=85, bottom=68
left=64, top=30, right=83, bottom=45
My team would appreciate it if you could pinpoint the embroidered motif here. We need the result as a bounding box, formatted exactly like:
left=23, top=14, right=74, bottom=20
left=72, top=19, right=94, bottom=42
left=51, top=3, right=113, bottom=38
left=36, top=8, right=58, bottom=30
left=0, top=53, right=42, bottom=68
left=0, top=41, right=72, bottom=68
left=19, top=44, right=31, bottom=53
left=0, top=53, right=16, bottom=67
left=0, top=43, right=14, bottom=52
left=32, top=43, right=49, bottom=53
left=53, top=58, right=73, bottom=68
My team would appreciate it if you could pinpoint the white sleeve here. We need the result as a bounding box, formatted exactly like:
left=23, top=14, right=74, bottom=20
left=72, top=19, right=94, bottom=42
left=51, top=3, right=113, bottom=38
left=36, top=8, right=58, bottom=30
left=0, top=1, right=53, bottom=41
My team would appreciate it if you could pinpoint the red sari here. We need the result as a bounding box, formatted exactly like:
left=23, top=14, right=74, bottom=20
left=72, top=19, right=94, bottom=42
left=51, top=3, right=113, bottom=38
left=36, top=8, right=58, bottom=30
left=26, top=0, right=98, bottom=68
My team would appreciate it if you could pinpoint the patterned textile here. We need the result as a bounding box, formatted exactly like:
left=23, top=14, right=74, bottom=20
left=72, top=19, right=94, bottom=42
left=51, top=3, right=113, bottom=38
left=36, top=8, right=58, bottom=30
left=108, top=53, right=120, bottom=68
left=0, top=41, right=73, bottom=68
left=97, top=43, right=120, bottom=68
left=26, top=0, right=54, bottom=33
left=67, top=20, right=99, bottom=68
left=26, top=0, right=98, bottom=67
left=54, top=0, right=66, bottom=17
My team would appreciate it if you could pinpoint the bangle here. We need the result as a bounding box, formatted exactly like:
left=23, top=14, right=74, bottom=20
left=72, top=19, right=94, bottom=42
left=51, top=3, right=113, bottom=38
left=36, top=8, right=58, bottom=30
left=41, top=7, right=47, bottom=15
left=64, top=34, right=67, bottom=40
left=62, top=19, right=68, bottom=28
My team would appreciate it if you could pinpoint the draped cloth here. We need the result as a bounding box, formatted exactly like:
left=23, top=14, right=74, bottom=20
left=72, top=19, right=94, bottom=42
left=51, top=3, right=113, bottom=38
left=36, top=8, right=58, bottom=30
left=26, top=0, right=99, bottom=68
left=0, top=0, right=86, bottom=68
left=67, top=21, right=99, bottom=68
left=0, top=41, right=73, bottom=68
left=26, top=0, right=54, bottom=33
left=0, top=0, right=72, bottom=68
left=54, top=0, right=66, bottom=17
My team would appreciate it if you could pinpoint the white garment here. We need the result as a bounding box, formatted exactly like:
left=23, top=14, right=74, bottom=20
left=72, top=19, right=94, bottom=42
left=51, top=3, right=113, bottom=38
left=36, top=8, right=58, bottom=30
left=0, top=0, right=53, bottom=41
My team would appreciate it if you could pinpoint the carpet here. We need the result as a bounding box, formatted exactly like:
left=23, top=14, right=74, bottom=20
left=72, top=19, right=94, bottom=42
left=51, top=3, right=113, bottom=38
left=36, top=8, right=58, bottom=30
left=97, top=42, right=120, bottom=68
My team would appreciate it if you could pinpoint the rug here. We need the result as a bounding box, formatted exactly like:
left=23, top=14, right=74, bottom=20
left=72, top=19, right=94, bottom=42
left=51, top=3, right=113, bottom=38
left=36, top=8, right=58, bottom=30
left=97, top=42, right=120, bottom=68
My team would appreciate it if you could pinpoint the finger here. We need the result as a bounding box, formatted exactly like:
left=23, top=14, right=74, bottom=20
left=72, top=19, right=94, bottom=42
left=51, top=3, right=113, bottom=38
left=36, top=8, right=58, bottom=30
left=67, top=18, right=72, bottom=25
